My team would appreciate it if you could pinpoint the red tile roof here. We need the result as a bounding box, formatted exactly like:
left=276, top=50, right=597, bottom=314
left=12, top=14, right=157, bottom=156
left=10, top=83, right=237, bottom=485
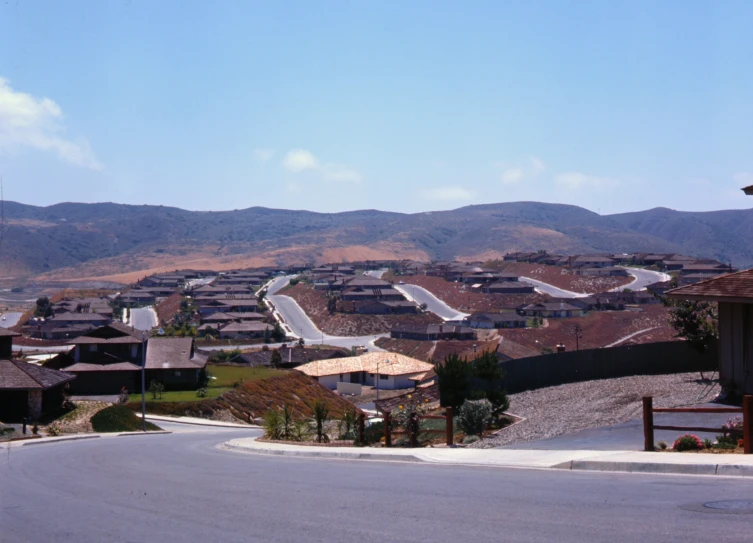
left=666, top=269, right=753, bottom=302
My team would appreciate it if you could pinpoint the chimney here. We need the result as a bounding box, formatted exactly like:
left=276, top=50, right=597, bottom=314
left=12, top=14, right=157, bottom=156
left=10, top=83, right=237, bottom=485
left=556, top=344, right=566, bottom=353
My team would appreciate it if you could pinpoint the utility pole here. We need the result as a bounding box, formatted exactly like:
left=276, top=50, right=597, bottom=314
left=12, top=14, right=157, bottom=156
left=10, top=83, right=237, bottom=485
left=573, top=323, right=583, bottom=351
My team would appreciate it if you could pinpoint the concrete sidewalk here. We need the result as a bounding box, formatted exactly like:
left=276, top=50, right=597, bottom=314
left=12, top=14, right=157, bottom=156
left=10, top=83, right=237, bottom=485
left=223, top=437, right=753, bottom=477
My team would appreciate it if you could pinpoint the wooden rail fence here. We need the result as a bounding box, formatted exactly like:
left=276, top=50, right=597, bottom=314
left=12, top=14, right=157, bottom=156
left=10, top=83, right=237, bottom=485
left=642, top=395, right=753, bottom=454
left=357, top=407, right=454, bottom=447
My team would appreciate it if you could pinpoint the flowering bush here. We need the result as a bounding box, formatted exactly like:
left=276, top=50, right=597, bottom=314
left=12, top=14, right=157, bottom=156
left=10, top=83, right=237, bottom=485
left=673, top=434, right=704, bottom=452
left=717, top=416, right=743, bottom=447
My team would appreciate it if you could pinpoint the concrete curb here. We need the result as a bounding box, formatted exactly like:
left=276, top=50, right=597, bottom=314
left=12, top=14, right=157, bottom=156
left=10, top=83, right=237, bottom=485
left=21, top=435, right=101, bottom=446
left=20, top=431, right=171, bottom=447
left=221, top=441, right=423, bottom=463
left=145, top=415, right=259, bottom=429
left=560, top=459, right=753, bottom=477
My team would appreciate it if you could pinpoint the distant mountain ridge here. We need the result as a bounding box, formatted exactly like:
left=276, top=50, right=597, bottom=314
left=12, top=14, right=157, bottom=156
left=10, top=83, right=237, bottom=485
left=0, top=200, right=751, bottom=281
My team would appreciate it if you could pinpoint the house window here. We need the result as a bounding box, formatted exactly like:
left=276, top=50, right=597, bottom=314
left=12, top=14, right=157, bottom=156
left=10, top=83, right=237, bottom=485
left=88, top=345, right=97, bottom=352
left=379, top=374, right=388, bottom=380
left=175, top=370, right=181, bottom=377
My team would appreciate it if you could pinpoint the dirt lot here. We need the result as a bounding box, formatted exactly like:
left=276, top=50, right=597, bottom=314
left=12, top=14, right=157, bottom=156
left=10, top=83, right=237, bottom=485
left=486, top=262, right=632, bottom=294
left=396, top=275, right=547, bottom=312
left=498, top=304, right=677, bottom=352
left=283, top=283, right=441, bottom=336
left=474, top=373, right=720, bottom=448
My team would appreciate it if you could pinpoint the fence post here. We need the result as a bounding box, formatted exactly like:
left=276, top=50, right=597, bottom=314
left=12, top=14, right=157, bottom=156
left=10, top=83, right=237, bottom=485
left=744, top=396, right=753, bottom=455
left=384, top=412, right=392, bottom=447
left=643, top=396, right=654, bottom=451
left=409, top=413, right=418, bottom=448
left=446, top=407, right=453, bottom=446
left=358, top=413, right=365, bottom=445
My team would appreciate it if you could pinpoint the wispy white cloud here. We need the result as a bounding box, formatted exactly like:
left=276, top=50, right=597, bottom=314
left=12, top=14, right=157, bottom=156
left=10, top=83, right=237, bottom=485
left=495, top=156, right=546, bottom=184
left=282, top=148, right=362, bottom=182
left=733, top=172, right=753, bottom=186
left=0, top=77, right=102, bottom=170
left=422, top=186, right=475, bottom=201
left=555, top=171, right=618, bottom=190
left=253, top=148, right=276, bottom=163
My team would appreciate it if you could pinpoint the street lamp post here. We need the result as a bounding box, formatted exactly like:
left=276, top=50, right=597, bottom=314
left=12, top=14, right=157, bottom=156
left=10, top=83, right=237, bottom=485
left=141, top=331, right=147, bottom=432
left=376, top=358, right=390, bottom=401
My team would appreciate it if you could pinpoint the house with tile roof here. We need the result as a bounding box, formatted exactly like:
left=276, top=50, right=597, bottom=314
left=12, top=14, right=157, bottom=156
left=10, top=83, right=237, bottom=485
left=296, top=352, right=434, bottom=390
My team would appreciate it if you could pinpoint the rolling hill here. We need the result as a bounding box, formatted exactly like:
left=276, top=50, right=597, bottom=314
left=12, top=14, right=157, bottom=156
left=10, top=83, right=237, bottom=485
left=0, top=200, right=751, bottom=283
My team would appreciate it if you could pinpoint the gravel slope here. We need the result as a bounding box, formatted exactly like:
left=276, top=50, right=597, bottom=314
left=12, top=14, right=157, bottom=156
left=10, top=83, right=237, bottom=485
left=475, top=372, right=720, bottom=448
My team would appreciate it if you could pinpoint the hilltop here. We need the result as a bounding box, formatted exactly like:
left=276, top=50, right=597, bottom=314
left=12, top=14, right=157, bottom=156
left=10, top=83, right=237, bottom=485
left=1, top=200, right=751, bottom=283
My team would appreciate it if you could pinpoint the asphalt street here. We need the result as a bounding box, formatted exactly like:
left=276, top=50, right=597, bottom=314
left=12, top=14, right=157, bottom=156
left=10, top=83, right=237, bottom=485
left=393, top=283, right=468, bottom=321
left=0, top=311, right=23, bottom=328
left=2, top=432, right=752, bottom=543
left=266, top=276, right=386, bottom=351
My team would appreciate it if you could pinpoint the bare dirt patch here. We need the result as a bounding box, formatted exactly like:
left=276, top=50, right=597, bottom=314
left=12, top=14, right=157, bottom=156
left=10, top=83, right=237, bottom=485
left=498, top=305, right=676, bottom=352
left=474, top=373, right=720, bottom=448
left=486, top=262, right=632, bottom=294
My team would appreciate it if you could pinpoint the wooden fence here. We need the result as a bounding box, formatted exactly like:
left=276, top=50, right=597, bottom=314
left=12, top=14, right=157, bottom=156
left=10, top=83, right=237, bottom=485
left=357, top=407, right=454, bottom=447
left=642, top=395, right=753, bottom=453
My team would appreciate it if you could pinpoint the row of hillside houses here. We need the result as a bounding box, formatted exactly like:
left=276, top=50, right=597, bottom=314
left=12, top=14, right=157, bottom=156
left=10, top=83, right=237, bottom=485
left=24, top=297, right=116, bottom=340
left=310, top=273, right=421, bottom=315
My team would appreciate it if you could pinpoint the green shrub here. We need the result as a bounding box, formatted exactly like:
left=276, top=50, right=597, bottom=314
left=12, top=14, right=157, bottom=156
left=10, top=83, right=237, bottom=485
left=658, top=440, right=668, bottom=450
left=458, top=399, right=493, bottom=437
left=716, top=434, right=737, bottom=447
left=673, top=434, right=703, bottom=452
left=310, top=400, right=329, bottom=443
left=91, top=406, right=161, bottom=433
left=338, top=409, right=358, bottom=440
left=263, top=409, right=283, bottom=440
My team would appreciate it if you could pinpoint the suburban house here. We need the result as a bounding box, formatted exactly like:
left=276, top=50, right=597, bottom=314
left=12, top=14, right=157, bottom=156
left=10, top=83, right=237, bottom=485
left=143, top=337, right=207, bottom=389
left=667, top=269, right=753, bottom=396
left=60, top=323, right=146, bottom=394
left=466, top=312, right=528, bottom=329
left=572, top=267, right=630, bottom=277
left=483, top=282, right=535, bottom=294
left=518, top=302, right=582, bottom=318
left=229, top=347, right=347, bottom=367
left=348, top=300, right=419, bottom=315
left=296, top=352, right=434, bottom=390
left=390, top=323, right=476, bottom=341
left=340, top=287, right=404, bottom=301
left=216, top=322, right=273, bottom=339
left=0, top=328, right=76, bottom=421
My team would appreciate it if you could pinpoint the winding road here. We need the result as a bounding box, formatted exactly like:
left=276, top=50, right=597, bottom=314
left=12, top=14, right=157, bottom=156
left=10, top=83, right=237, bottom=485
left=266, top=276, right=386, bottom=351
left=1, top=431, right=751, bottom=542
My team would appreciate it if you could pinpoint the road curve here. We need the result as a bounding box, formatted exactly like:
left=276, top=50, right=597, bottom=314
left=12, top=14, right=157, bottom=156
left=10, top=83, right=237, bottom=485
left=2, top=432, right=751, bottom=543
left=265, top=276, right=386, bottom=351
left=393, top=283, right=468, bottom=321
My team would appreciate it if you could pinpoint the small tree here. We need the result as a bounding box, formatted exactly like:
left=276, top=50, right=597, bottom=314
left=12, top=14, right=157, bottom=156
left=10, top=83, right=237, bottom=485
left=34, top=296, right=53, bottom=318
left=270, top=349, right=283, bottom=368
left=435, top=353, right=472, bottom=410
left=327, top=296, right=337, bottom=314
left=471, top=350, right=509, bottom=417
left=148, top=379, right=164, bottom=400
left=271, top=322, right=285, bottom=342
left=666, top=299, right=718, bottom=353
left=310, top=400, right=330, bottom=443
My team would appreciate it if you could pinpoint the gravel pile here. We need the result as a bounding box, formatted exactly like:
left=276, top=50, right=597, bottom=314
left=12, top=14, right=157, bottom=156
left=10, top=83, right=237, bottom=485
left=473, top=373, right=720, bottom=448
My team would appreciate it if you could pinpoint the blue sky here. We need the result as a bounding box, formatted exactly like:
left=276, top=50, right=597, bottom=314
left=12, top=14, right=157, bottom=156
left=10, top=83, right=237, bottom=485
left=1, top=0, right=752, bottom=215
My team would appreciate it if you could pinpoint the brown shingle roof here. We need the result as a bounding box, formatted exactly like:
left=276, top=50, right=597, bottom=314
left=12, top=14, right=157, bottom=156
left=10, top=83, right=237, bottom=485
left=0, top=359, right=76, bottom=390
left=63, top=362, right=141, bottom=372
left=145, top=337, right=207, bottom=370
left=666, top=269, right=753, bottom=302
left=0, top=328, right=21, bottom=337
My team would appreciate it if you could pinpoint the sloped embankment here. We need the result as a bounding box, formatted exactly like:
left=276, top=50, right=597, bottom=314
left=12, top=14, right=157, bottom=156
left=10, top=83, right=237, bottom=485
left=132, top=371, right=357, bottom=422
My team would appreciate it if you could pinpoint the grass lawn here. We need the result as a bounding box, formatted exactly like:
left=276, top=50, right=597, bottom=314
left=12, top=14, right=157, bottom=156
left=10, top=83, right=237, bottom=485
left=128, top=365, right=286, bottom=403
left=208, top=365, right=286, bottom=388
